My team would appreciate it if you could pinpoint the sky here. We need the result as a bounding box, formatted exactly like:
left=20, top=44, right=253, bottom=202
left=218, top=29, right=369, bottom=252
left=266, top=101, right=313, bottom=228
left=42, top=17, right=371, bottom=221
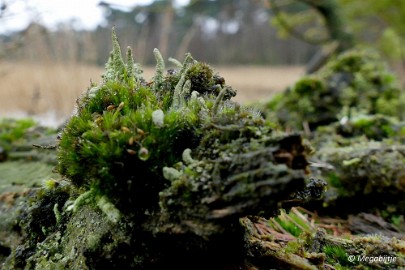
left=1, top=0, right=188, bottom=34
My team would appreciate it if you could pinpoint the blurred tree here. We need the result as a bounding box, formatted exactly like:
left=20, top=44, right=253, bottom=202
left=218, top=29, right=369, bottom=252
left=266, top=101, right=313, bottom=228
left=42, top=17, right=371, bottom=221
left=0, top=0, right=39, bottom=59
left=98, top=0, right=316, bottom=65
left=180, top=0, right=316, bottom=64
left=269, top=0, right=353, bottom=72
left=269, top=0, right=405, bottom=74
left=1, top=0, right=319, bottom=65
left=99, top=0, right=177, bottom=64
left=339, top=0, right=405, bottom=65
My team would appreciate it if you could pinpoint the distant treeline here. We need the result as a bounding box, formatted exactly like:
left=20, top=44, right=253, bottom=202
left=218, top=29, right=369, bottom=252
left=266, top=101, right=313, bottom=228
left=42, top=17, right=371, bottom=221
left=0, top=0, right=318, bottom=66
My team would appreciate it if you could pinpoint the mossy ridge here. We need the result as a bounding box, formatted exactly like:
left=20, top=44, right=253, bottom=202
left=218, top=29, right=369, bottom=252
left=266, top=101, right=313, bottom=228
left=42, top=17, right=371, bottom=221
left=260, top=47, right=405, bottom=222
left=311, top=141, right=405, bottom=216
left=266, top=48, right=405, bottom=130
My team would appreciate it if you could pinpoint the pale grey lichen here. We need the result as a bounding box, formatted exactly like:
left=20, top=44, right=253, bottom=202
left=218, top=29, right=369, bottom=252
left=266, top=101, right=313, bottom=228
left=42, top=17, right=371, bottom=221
left=96, top=196, right=121, bottom=223
left=168, top=57, right=183, bottom=69
left=171, top=73, right=187, bottom=110
left=103, top=27, right=126, bottom=82
left=183, top=79, right=191, bottom=96
left=126, top=46, right=135, bottom=85
left=53, top=203, right=62, bottom=224
left=153, top=48, right=165, bottom=90
left=182, top=148, right=196, bottom=165
left=190, top=91, right=199, bottom=101
left=152, top=109, right=165, bottom=128
left=163, top=167, right=183, bottom=182
left=179, top=53, right=196, bottom=75
left=71, top=189, right=96, bottom=213
left=88, top=86, right=100, bottom=99
left=212, top=86, right=227, bottom=115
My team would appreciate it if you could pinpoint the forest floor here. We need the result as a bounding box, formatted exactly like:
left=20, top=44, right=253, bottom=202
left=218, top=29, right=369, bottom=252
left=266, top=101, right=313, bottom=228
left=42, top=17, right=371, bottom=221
left=0, top=62, right=304, bottom=126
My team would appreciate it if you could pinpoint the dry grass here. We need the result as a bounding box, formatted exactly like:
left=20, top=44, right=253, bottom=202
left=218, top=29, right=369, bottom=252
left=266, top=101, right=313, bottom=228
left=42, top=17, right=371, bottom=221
left=215, top=65, right=304, bottom=103
left=0, top=62, right=104, bottom=125
left=0, top=61, right=304, bottom=126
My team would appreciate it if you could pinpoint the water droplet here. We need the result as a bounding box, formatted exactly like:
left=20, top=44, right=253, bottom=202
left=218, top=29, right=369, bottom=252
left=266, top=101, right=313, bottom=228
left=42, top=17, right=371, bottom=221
left=138, top=147, right=150, bottom=161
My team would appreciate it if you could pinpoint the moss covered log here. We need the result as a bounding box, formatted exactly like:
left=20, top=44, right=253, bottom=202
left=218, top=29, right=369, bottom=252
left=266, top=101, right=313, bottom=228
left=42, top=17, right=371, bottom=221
left=3, top=30, right=405, bottom=270
left=263, top=47, right=405, bottom=217
left=1, top=29, right=325, bottom=269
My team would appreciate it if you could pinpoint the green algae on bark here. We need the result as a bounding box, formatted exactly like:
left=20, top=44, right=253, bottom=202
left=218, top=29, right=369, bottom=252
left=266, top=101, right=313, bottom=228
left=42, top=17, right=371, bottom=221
left=0, top=118, right=59, bottom=267
left=312, top=141, right=405, bottom=216
left=0, top=118, right=59, bottom=194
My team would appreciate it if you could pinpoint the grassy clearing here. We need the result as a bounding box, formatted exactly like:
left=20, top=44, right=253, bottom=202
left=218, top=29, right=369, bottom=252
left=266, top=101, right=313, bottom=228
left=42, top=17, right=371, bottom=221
left=0, top=61, right=303, bottom=125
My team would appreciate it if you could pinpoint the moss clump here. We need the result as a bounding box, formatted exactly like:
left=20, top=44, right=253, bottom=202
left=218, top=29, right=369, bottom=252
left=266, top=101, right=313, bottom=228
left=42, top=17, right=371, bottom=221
left=274, top=76, right=336, bottom=129
left=57, top=31, right=208, bottom=215
left=56, top=28, right=312, bottom=220
left=0, top=118, right=36, bottom=152
left=323, top=245, right=350, bottom=266
left=266, top=48, right=405, bottom=130
left=336, top=114, right=401, bottom=140
left=186, top=62, right=214, bottom=93
left=259, top=48, right=405, bottom=218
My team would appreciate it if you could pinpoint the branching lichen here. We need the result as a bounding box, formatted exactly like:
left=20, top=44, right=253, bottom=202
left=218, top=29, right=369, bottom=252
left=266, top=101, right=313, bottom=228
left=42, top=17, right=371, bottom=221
left=153, top=48, right=165, bottom=90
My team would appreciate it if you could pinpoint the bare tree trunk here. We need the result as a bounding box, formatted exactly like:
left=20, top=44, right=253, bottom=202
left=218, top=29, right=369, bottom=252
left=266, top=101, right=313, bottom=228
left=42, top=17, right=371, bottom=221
left=175, top=21, right=198, bottom=60
left=159, top=0, right=174, bottom=58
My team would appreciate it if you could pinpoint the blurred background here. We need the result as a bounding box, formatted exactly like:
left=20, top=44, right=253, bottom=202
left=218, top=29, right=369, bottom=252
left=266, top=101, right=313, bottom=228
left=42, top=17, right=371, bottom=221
left=0, top=0, right=404, bottom=126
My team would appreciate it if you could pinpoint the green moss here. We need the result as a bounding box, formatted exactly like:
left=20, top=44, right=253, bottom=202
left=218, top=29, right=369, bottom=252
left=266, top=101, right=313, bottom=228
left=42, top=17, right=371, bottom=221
left=185, top=62, right=214, bottom=93
left=56, top=29, right=265, bottom=221
left=326, top=172, right=341, bottom=188
left=285, top=239, right=303, bottom=254
left=336, top=114, right=401, bottom=140
left=391, top=215, right=404, bottom=227
left=266, top=48, right=405, bottom=130
left=0, top=118, right=36, bottom=151
left=265, top=92, right=283, bottom=111
left=270, top=210, right=305, bottom=238
left=323, top=245, right=351, bottom=266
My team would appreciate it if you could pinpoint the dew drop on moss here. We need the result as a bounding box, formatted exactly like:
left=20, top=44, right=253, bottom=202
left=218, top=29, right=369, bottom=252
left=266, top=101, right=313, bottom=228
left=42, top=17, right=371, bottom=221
left=138, top=147, right=150, bottom=161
